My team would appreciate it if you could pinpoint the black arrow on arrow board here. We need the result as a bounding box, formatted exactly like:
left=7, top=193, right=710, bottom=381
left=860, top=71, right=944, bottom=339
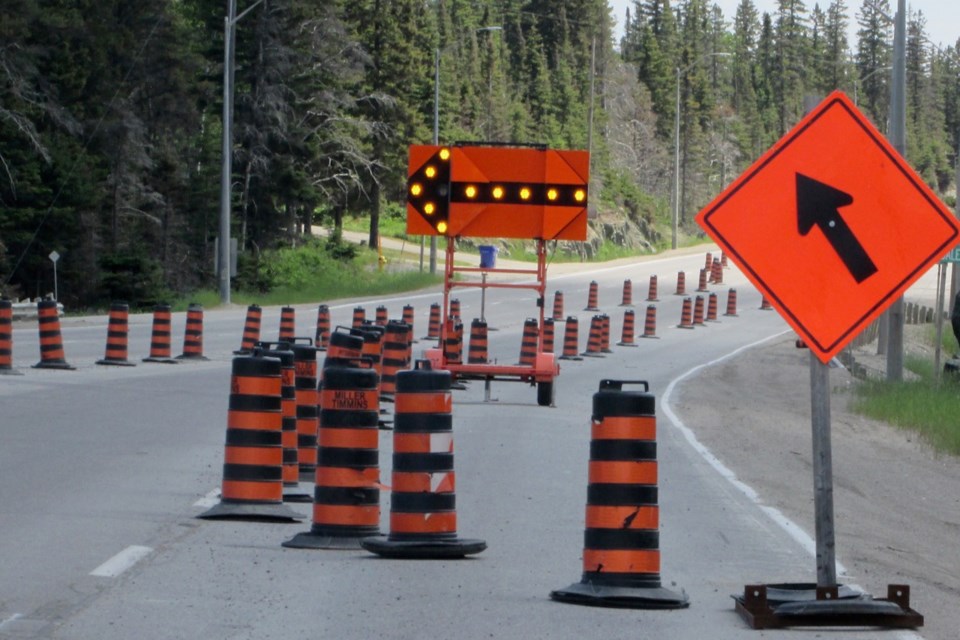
left=796, top=173, right=878, bottom=283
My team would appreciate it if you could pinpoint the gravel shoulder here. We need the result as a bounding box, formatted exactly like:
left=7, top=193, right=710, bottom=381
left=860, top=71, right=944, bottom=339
left=673, top=333, right=960, bottom=640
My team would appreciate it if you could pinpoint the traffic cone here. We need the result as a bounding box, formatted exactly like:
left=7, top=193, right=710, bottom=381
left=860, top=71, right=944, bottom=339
left=176, top=303, right=208, bottom=360
left=197, top=351, right=303, bottom=520
left=283, top=360, right=381, bottom=549
left=352, top=306, right=365, bottom=329
left=550, top=379, right=688, bottom=609
left=143, top=304, right=179, bottom=363
left=362, top=361, right=485, bottom=558
left=375, top=305, right=388, bottom=327
left=0, top=299, right=21, bottom=375
left=693, top=296, right=706, bottom=326
left=581, top=315, right=604, bottom=357
left=584, top=281, right=600, bottom=311
left=95, top=302, right=135, bottom=366
left=646, top=275, right=659, bottom=302
left=518, top=318, right=539, bottom=366
left=707, top=293, right=720, bottom=322
left=600, top=314, right=613, bottom=353
left=543, top=317, right=555, bottom=354
left=278, top=306, right=296, bottom=343
left=33, top=299, right=74, bottom=370
left=696, top=268, right=709, bottom=293
left=559, top=316, right=583, bottom=361
left=640, top=305, right=659, bottom=339
left=315, top=304, right=330, bottom=351
left=468, top=319, right=489, bottom=364
left=618, top=309, right=638, bottom=347
left=424, top=303, right=441, bottom=340
left=677, top=298, right=694, bottom=329
left=620, top=279, right=633, bottom=306
left=674, top=272, right=686, bottom=296
left=235, top=304, right=262, bottom=354
left=724, top=289, right=739, bottom=317
left=553, top=290, right=564, bottom=321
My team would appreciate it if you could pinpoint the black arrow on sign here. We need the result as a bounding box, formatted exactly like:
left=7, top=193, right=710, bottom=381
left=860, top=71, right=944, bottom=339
left=796, top=173, right=878, bottom=283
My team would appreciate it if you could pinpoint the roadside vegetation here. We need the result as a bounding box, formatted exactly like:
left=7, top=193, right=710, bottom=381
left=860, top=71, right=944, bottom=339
left=851, top=328, right=960, bottom=455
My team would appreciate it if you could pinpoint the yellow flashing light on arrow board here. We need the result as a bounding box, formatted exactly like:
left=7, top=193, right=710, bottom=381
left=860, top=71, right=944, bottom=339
left=406, top=144, right=590, bottom=241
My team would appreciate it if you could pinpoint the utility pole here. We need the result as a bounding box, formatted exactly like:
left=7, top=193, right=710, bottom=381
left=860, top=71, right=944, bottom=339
left=886, top=0, right=906, bottom=381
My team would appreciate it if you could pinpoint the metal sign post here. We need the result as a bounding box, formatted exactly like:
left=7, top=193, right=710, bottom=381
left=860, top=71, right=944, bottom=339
left=48, top=251, right=60, bottom=301
left=809, top=353, right=837, bottom=586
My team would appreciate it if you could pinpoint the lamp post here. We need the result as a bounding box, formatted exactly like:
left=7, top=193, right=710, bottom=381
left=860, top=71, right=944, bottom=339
left=219, top=0, right=265, bottom=305
left=429, top=25, right=502, bottom=274
left=673, top=52, right=731, bottom=250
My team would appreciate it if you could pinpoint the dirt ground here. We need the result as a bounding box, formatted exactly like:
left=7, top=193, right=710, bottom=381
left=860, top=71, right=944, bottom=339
left=674, top=332, right=960, bottom=640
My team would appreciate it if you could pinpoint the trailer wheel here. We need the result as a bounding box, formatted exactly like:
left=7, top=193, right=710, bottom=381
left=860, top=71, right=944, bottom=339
left=537, top=380, right=555, bottom=407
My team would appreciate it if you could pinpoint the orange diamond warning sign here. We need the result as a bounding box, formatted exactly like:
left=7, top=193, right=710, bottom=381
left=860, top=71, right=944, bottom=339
left=696, top=90, right=960, bottom=363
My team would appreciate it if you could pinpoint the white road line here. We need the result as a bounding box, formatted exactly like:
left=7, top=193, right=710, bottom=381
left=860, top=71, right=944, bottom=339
left=0, top=614, right=23, bottom=630
left=193, top=487, right=220, bottom=508
left=661, top=331, right=924, bottom=640
left=89, top=545, right=153, bottom=578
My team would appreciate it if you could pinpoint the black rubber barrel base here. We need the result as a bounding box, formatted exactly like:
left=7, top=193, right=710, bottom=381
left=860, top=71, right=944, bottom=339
left=175, top=354, right=210, bottom=361
left=96, top=359, right=136, bottom=366
left=282, top=530, right=380, bottom=550
left=360, top=536, right=486, bottom=559
left=282, top=487, right=313, bottom=503
left=550, top=581, right=689, bottom=609
left=558, top=355, right=583, bottom=361
left=0, top=368, right=23, bottom=375
left=196, top=501, right=304, bottom=521
left=32, top=361, right=76, bottom=370
left=616, top=342, right=639, bottom=347
left=143, top=356, right=180, bottom=364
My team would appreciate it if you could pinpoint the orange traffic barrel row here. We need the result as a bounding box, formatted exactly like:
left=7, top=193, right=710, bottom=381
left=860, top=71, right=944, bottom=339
left=424, top=303, right=441, bottom=339
left=402, top=305, right=417, bottom=345
left=600, top=314, right=613, bottom=353
left=235, top=304, right=262, bottom=354
left=362, top=362, right=485, bottom=558
left=584, top=281, right=600, bottom=311
left=646, top=275, right=659, bottom=302
left=197, top=352, right=302, bottom=521
left=696, top=268, right=709, bottom=293
left=707, top=293, right=719, bottom=322
left=33, top=299, right=74, bottom=370
left=710, top=258, right=723, bottom=284
left=449, top=298, right=461, bottom=319
left=550, top=379, right=688, bottom=609
left=0, top=299, right=19, bottom=375
left=375, top=305, right=388, bottom=327
left=284, top=361, right=382, bottom=549
left=176, top=303, right=207, bottom=360
left=269, top=343, right=309, bottom=502
left=559, top=316, right=582, bottom=361
left=468, top=319, right=488, bottom=364
left=96, top=303, right=135, bottom=366
left=360, top=323, right=385, bottom=381
left=760, top=295, right=773, bottom=310
left=704, top=251, right=713, bottom=272
left=143, top=304, right=179, bottom=363
left=553, top=290, right=564, bottom=321
left=326, top=326, right=364, bottom=363
left=315, top=304, right=330, bottom=350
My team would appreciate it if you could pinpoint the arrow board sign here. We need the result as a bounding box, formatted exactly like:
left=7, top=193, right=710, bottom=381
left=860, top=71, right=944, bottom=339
left=696, top=91, right=960, bottom=363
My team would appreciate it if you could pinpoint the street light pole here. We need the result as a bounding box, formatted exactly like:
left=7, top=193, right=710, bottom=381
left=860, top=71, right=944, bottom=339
left=430, top=26, right=502, bottom=274
left=219, top=0, right=265, bottom=305
left=673, top=52, right=730, bottom=251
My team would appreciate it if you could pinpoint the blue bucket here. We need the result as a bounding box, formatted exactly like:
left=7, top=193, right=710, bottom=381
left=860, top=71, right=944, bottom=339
left=479, top=245, right=498, bottom=269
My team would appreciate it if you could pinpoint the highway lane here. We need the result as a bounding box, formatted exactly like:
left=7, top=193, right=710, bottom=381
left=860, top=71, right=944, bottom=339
left=0, top=250, right=921, bottom=639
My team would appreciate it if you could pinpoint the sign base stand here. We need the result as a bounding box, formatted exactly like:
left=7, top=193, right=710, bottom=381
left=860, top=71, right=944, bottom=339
left=734, top=583, right=923, bottom=630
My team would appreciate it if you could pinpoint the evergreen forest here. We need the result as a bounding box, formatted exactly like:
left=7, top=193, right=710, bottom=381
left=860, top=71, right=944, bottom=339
left=2, top=0, right=958, bottom=308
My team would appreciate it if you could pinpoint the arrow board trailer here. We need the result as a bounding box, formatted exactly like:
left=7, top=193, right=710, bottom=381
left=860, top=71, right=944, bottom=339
left=406, top=143, right=590, bottom=406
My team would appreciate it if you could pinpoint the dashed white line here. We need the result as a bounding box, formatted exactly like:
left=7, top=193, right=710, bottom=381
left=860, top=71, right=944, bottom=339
left=90, top=545, right=153, bottom=578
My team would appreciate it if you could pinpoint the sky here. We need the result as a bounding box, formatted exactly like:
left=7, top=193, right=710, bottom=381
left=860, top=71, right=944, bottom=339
left=608, top=1, right=960, bottom=49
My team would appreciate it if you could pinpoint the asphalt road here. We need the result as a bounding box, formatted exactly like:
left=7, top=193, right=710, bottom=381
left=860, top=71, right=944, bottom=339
left=0, top=249, right=924, bottom=639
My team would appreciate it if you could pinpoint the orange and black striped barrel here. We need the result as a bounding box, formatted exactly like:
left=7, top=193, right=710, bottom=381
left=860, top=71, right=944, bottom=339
left=760, top=295, right=773, bottom=310
left=707, top=293, right=719, bottom=322
left=584, top=281, right=600, bottom=311
left=550, top=379, right=688, bottom=608
left=724, top=289, right=739, bottom=317
left=646, top=275, right=659, bottom=302
left=600, top=314, right=613, bottom=353
left=449, top=298, right=461, bottom=320
left=33, top=300, right=74, bottom=370
left=402, top=305, right=416, bottom=346
left=235, top=304, right=262, bottom=354
left=542, top=317, right=555, bottom=354
left=518, top=318, right=539, bottom=366
left=380, top=320, right=410, bottom=399
left=283, top=362, right=381, bottom=548
left=468, top=319, right=488, bottom=364
left=279, top=306, right=296, bottom=342
left=177, top=303, right=207, bottom=360
left=315, top=304, right=330, bottom=350
left=553, top=290, right=564, bottom=321
left=257, top=343, right=309, bottom=502
left=711, top=258, right=723, bottom=284
left=618, top=309, right=637, bottom=347
left=677, top=298, right=694, bottom=329
left=620, top=279, right=633, bottom=307
left=351, top=306, right=365, bottom=329
left=362, top=362, right=485, bottom=558
left=143, top=304, right=178, bottom=363
left=640, top=305, right=659, bottom=339
left=424, top=303, right=441, bottom=339
left=443, top=317, right=463, bottom=365
left=292, top=343, right=320, bottom=481
left=359, top=323, right=385, bottom=381
left=96, top=303, right=135, bottom=366
left=0, top=299, right=15, bottom=373
left=705, top=251, right=713, bottom=273
left=197, top=353, right=301, bottom=520
left=696, top=268, right=709, bottom=293
left=559, top=316, right=582, bottom=361
left=674, top=271, right=686, bottom=296
left=581, top=315, right=604, bottom=357
left=721, top=252, right=728, bottom=268
left=693, top=295, right=705, bottom=326
left=375, top=305, right=388, bottom=327
left=325, top=326, right=364, bottom=364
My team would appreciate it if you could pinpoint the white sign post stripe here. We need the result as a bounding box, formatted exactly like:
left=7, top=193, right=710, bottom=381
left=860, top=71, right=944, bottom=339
left=90, top=545, right=153, bottom=578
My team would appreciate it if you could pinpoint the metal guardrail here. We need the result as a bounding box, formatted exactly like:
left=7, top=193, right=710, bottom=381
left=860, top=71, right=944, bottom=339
left=10, top=301, right=64, bottom=320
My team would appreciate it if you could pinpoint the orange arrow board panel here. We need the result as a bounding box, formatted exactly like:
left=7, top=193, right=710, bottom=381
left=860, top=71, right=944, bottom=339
left=406, top=144, right=589, bottom=240
left=696, top=91, right=960, bottom=363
